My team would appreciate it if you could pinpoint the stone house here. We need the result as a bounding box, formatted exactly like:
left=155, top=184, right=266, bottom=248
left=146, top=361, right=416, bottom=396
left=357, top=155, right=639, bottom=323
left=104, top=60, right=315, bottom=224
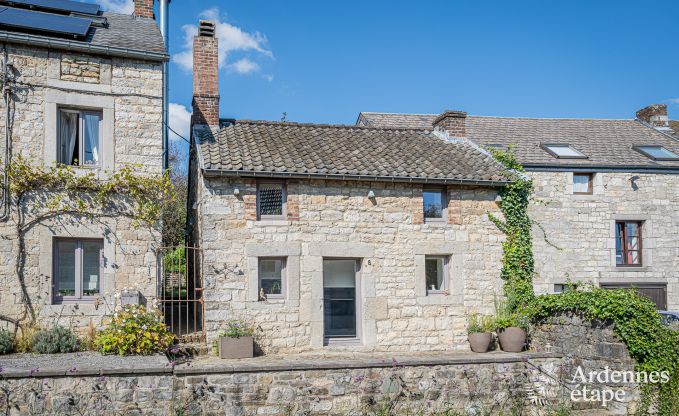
left=0, top=0, right=167, bottom=329
left=358, top=104, right=679, bottom=312
left=187, top=21, right=512, bottom=353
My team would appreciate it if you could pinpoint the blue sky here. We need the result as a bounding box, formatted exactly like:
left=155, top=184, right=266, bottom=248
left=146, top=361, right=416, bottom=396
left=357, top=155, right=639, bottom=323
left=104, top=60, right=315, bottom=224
left=93, top=0, right=679, bottom=144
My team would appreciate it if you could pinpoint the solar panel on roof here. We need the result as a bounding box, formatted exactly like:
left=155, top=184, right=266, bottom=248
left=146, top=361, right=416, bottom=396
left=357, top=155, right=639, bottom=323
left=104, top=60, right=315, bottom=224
left=0, top=0, right=98, bottom=15
left=0, top=7, right=92, bottom=37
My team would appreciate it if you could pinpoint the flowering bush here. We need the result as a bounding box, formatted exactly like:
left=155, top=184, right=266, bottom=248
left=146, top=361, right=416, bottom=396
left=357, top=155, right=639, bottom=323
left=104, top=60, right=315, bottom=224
left=95, top=304, right=175, bottom=355
left=218, top=320, right=254, bottom=338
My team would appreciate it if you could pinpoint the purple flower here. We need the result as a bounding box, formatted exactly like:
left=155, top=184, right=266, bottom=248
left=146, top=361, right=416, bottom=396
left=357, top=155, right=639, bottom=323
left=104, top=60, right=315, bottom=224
left=69, top=366, right=77, bottom=373
left=170, top=347, right=180, bottom=354
left=29, top=368, right=39, bottom=376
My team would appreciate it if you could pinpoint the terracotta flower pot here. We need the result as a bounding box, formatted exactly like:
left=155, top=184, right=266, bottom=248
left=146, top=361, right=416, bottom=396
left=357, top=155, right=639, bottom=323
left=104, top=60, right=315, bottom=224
left=497, top=327, right=526, bottom=353
left=218, top=336, right=254, bottom=359
left=468, top=332, right=492, bottom=353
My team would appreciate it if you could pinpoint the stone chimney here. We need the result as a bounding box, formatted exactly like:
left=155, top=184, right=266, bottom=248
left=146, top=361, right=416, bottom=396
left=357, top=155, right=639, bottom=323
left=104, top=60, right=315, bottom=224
left=433, top=110, right=467, bottom=138
left=636, top=104, right=669, bottom=129
left=134, top=0, right=154, bottom=19
left=192, top=20, right=220, bottom=127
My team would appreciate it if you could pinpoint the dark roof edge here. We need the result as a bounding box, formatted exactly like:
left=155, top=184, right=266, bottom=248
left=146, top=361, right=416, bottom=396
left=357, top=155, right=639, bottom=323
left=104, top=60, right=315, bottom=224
left=524, top=164, right=679, bottom=174
left=202, top=169, right=512, bottom=187
left=0, top=31, right=169, bottom=61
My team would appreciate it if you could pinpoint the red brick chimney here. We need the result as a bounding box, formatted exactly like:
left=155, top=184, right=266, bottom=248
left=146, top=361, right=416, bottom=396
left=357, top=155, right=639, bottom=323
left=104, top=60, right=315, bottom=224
left=192, top=20, right=220, bottom=127
left=134, top=0, right=154, bottom=19
left=433, top=110, right=467, bottom=137
left=636, top=104, right=669, bottom=129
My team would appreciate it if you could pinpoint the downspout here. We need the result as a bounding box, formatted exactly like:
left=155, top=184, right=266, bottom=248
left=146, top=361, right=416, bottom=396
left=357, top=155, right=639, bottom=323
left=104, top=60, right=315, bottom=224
left=159, top=0, right=170, bottom=171
left=0, top=44, right=11, bottom=222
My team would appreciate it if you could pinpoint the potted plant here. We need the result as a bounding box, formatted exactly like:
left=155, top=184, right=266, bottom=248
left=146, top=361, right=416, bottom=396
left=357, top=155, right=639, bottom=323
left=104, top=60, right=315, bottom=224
left=495, top=314, right=527, bottom=353
left=467, top=314, right=494, bottom=353
left=217, top=320, right=255, bottom=359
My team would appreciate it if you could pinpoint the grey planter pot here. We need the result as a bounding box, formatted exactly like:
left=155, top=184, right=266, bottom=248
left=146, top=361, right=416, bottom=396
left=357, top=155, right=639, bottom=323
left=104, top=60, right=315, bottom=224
left=497, top=327, right=526, bottom=353
left=468, top=332, right=492, bottom=353
left=218, top=336, right=254, bottom=359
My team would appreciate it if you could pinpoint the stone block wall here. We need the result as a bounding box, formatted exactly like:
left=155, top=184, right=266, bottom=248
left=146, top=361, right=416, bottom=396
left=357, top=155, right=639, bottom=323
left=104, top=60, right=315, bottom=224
left=194, top=175, right=505, bottom=353
left=528, top=171, right=679, bottom=310
left=0, top=43, right=163, bottom=328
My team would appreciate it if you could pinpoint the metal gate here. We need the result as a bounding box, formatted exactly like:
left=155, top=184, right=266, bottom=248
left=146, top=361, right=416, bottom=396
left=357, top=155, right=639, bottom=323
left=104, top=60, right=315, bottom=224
left=158, top=245, right=205, bottom=342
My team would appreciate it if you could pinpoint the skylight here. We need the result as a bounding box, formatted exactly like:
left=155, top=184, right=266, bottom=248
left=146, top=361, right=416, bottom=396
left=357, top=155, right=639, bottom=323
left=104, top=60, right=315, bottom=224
left=633, top=145, right=679, bottom=161
left=541, top=144, right=587, bottom=159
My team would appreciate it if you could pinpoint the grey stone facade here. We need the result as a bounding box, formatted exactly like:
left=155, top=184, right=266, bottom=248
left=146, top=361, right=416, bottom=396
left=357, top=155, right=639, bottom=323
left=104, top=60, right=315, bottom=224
left=0, top=41, right=164, bottom=329
left=190, top=173, right=506, bottom=353
left=529, top=171, right=679, bottom=310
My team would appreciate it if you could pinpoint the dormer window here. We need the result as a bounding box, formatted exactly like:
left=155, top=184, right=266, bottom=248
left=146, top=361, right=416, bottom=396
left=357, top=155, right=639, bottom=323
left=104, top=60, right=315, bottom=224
left=541, top=144, right=587, bottom=159
left=633, top=145, right=679, bottom=161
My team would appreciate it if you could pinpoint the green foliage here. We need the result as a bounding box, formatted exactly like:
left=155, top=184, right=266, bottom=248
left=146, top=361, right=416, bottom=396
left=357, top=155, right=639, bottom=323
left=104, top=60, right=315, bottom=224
left=163, top=246, right=187, bottom=275
left=218, top=320, right=255, bottom=339
left=0, top=329, right=14, bottom=354
left=467, top=314, right=494, bottom=334
left=32, top=326, right=79, bottom=354
left=487, top=148, right=535, bottom=310
left=8, top=155, right=175, bottom=227
left=526, top=286, right=679, bottom=414
left=95, top=305, right=175, bottom=356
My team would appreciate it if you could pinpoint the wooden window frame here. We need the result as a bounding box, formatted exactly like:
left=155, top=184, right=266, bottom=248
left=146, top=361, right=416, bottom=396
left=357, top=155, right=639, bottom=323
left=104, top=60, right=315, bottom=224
left=573, top=173, right=593, bottom=195
left=57, top=108, right=103, bottom=168
left=258, top=257, right=286, bottom=300
left=424, top=255, right=449, bottom=295
left=256, top=181, right=287, bottom=221
left=422, top=187, right=447, bottom=223
left=615, top=221, right=643, bottom=267
left=53, top=238, right=104, bottom=304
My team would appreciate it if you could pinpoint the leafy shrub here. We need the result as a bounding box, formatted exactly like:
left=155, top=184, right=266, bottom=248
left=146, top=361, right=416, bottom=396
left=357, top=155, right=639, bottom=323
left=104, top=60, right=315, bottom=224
left=0, top=329, right=14, bottom=354
left=467, top=314, right=494, bottom=334
left=95, top=304, right=175, bottom=355
left=218, top=320, right=254, bottom=338
left=15, top=322, right=40, bottom=353
left=32, top=326, right=79, bottom=354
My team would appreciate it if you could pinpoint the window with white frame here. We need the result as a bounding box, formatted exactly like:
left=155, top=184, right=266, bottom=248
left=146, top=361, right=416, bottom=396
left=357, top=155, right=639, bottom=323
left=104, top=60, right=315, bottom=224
left=53, top=239, right=103, bottom=303
left=257, top=182, right=286, bottom=220
left=258, top=258, right=285, bottom=299
left=58, top=108, right=102, bottom=167
left=572, top=173, right=593, bottom=194
left=425, top=255, right=448, bottom=295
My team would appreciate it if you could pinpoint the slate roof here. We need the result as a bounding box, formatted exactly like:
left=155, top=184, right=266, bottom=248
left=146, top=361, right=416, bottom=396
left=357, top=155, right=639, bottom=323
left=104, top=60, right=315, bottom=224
left=0, top=11, right=166, bottom=59
left=357, top=112, right=679, bottom=170
left=196, top=120, right=510, bottom=185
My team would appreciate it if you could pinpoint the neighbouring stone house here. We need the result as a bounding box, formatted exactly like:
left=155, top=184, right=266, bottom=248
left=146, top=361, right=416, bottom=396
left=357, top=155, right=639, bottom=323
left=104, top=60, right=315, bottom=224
left=358, top=104, right=679, bottom=312
left=187, top=21, right=512, bottom=353
left=0, top=0, right=167, bottom=329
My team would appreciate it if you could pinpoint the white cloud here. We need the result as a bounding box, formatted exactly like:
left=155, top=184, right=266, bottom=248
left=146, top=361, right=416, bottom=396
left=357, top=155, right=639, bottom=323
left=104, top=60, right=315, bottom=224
left=169, top=103, right=191, bottom=142
left=85, top=0, right=134, bottom=14
left=667, top=98, right=679, bottom=104
left=229, top=58, right=260, bottom=74
left=172, top=8, right=272, bottom=75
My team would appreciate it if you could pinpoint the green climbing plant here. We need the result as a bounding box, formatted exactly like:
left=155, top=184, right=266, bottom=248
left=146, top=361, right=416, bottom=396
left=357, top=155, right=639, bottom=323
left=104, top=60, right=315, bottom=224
left=488, top=148, right=679, bottom=415
left=3, top=156, right=175, bottom=325
left=487, top=148, right=535, bottom=310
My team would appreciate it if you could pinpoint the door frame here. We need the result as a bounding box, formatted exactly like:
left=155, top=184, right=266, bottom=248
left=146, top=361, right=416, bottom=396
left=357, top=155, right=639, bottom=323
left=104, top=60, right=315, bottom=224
left=322, top=257, right=362, bottom=346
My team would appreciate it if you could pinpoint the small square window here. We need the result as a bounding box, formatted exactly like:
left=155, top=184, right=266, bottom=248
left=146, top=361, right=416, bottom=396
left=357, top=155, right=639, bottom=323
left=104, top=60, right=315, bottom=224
left=58, top=108, right=102, bottom=167
left=259, top=258, right=285, bottom=299
left=573, top=173, right=593, bottom=194
left=615, top=221, right=642, bottom=266
left=541, top=144, right=587, bottom=159
left=423, top=189, right=446, bottom=221
left=554, top=284, right=575, bottom=294
left=257, top=182, right=286, bottom=220
left=54, top=238, right=103, bottom=303
left=633, top=145, right=679, bottom=161
left=425, top=256, right=448, bottom=295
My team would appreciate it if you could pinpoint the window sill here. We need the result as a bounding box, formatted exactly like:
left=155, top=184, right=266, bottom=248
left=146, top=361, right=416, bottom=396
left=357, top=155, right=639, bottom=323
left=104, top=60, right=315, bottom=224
left=254, top=220, right=290, bottom=226
left=423, top=221, right=448, bottom=228
left=324, top=337, right=362, bottom=346
left=611, top=266, right=651, bottom=272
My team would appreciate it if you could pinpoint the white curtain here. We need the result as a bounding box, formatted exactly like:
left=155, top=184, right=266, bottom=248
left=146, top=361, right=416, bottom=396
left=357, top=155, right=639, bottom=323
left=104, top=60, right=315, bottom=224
left=59, top=112, right=78, bottom=164
left=83, top=113, right=100, bottom=165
